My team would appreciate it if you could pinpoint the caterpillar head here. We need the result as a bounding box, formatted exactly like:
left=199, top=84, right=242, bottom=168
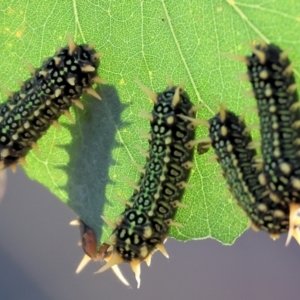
left=70, top=219, right=131, bottom=287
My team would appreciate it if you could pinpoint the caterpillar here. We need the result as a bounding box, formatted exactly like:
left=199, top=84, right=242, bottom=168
left=239, top=43, right=300, bottom=244
left=0, top=34, right=104, bottom=172
left=70, top=219, right=130, bottom=287
left=208, top=107, right=300, bottom=240
left=96, top=80, right=200, bottom=287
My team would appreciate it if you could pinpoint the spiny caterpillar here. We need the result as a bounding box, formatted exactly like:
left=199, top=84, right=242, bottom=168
left=97, top=80, right=200, bottom=287
left=206, top=106, right=300, bottom=240
left=70, top=219, right=130, bottom=287
left=0, top=34, right=104, bottom=172
left=240, top=42, right=300, bottom=244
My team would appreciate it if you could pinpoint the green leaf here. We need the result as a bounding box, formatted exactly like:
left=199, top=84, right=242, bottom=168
left=1, top=0, right=299, bottom=246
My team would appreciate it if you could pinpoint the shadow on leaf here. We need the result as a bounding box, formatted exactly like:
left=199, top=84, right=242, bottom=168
left=58, top=84, right=128, bottom=240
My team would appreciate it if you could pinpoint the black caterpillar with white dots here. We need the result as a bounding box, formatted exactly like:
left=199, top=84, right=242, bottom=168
left=244, top=43, right=300, bottom=244
left=208, top=106, right=292, bottom=239
left=196, top=42, right=300, bottom=245
left=0, top=35, right=103, bottom=171
left=97, top=81, right=199, bottom=287
left=244, top=44, right=299, bottom=200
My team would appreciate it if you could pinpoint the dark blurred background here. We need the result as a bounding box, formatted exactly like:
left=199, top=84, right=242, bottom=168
left=0, top=169, right=299, bottom=300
